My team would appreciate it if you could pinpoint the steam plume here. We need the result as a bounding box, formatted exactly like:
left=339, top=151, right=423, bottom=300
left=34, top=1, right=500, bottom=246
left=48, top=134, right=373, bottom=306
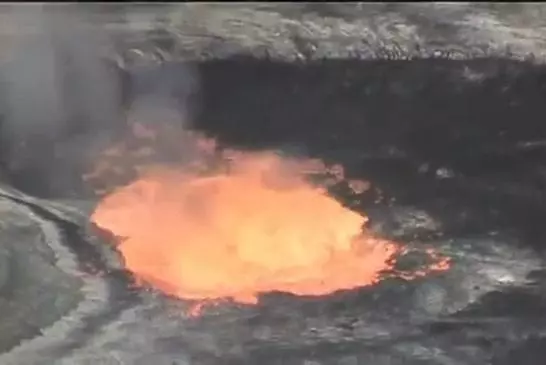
left=0, top=4, right=198, bottom=197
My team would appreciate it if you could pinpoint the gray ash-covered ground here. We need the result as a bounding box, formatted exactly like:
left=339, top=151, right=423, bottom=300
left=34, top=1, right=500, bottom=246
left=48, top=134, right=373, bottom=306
left=2, top=4, right=546, bottom=365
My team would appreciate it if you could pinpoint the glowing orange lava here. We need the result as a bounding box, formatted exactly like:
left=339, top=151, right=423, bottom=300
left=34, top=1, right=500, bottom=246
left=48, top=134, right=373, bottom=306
left=88, top=123, right=451, bottom=310
left=91, top=152, right=399, bottom=304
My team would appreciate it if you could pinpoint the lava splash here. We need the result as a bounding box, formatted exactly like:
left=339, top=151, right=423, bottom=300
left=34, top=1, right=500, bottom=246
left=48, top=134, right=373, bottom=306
left=92, top=154, right=396, bottom=303
left=88, top=120, right=451, bottom=309
left=91, top=146, right=400, bottom=305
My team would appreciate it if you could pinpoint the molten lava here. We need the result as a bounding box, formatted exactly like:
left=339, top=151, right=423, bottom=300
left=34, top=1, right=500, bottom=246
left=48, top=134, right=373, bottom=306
left=89, top=123, right=451, bottom=310
left=91, top=152, right=398, bottom=304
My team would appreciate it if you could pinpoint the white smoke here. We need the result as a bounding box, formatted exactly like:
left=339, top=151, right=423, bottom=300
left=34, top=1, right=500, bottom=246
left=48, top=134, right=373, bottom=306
left=0, top=5, right=125, bottom=195
left=0, top=4, right=199, bottom=196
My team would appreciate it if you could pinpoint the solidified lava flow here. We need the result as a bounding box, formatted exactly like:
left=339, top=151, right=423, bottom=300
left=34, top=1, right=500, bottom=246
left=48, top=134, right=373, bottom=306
left=88, top=123, right=450, bottom=308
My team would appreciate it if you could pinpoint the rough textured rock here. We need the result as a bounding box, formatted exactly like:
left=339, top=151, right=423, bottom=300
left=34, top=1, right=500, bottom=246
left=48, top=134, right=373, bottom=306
left=0, top=192, right=83, bottom=354
left=1, top=4, right=546, bottom=62
left=102, top=3, right=546, bottom=61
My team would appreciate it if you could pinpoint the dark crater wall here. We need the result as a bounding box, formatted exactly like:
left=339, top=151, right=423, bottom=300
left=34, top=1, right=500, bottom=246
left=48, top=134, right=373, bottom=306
left=3, top=55, right=546, bottom=207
